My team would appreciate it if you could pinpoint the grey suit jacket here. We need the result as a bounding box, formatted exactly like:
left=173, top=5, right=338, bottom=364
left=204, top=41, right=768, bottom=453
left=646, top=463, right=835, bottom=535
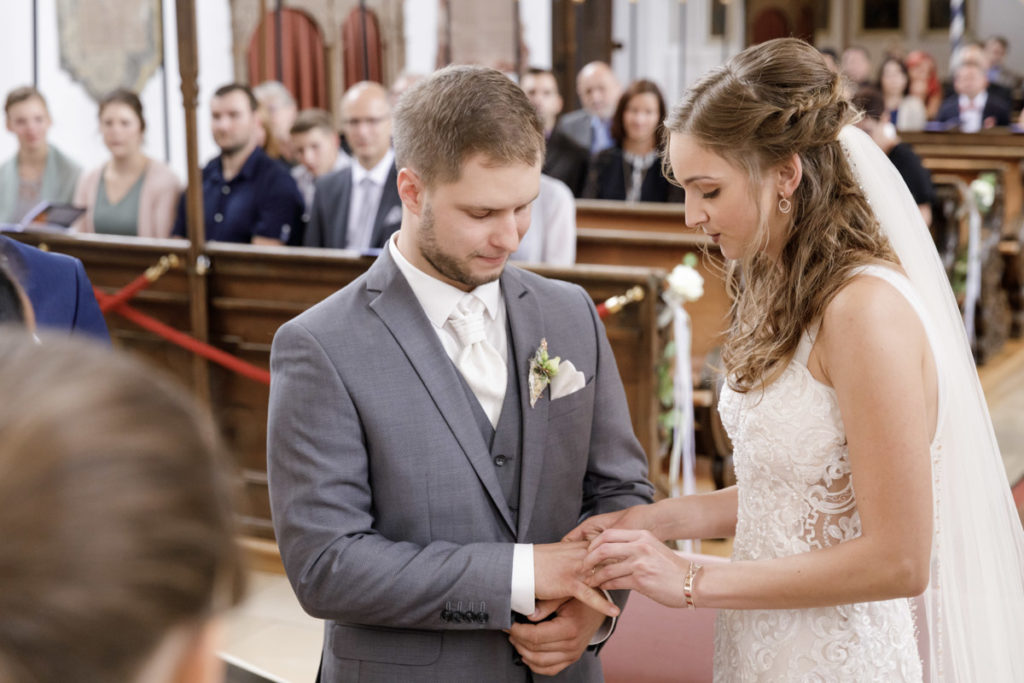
left=552, top=110, right=594, bottom=154
left=303, top=162, right=402, bottom=249
left=267, top=247, right=654, bottom=682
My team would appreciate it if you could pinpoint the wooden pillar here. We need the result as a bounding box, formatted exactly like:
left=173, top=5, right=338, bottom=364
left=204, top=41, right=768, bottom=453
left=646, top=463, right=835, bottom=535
left=175, top=0, right=211, bottom=404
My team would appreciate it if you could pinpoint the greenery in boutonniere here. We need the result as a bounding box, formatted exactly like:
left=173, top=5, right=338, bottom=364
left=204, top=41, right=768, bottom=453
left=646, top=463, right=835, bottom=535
left=528, top=338, right=560, bottom=407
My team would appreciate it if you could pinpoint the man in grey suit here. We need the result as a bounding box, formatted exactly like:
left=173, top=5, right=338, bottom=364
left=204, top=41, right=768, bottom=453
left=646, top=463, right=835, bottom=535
left=303, top=82, right=402, bottom=250
left=268, top=65, right=653, bottom=682
left=550, top=62, right=621, bottom=158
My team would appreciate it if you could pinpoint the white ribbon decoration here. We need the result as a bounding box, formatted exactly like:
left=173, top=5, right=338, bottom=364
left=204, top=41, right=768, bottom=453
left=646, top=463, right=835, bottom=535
left=665, top=299, right=698, bottom=553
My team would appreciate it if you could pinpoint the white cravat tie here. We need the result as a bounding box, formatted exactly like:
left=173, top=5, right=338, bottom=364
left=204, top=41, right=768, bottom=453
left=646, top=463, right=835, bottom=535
left=448, top=295, right=507, bottom=427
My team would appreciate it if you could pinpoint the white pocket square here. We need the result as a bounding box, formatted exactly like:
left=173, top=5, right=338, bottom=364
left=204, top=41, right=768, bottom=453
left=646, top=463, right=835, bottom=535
left=384, top=205, right=403, bottom=226
left=549, top=360, right=586, bottom=400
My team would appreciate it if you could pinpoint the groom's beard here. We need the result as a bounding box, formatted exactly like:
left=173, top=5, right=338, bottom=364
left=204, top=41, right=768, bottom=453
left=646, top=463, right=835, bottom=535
left=418, top=203, right=506, bottom=290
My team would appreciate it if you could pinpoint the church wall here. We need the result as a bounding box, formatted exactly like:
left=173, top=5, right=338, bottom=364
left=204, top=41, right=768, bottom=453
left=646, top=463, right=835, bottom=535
left=0, top=0, right=233, bottom=185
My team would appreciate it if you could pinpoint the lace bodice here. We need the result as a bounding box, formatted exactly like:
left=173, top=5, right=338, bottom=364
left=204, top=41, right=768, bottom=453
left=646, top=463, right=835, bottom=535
left=711, top=267, right=926, bottom=682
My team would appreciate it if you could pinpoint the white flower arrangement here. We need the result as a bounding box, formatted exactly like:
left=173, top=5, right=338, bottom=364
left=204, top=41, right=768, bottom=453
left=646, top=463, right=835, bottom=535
left=969, top=173, right=997, bottom=215
left=664, top=253, right=705, bottom=306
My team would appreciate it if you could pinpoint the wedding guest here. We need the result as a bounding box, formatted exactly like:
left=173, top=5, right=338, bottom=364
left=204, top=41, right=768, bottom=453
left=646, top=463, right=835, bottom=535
left=551, top=61, right=621, bottom=157
left=854, top=87, right=934, bottom=227
left=510, top=173, right=577, bottom=266
left=840, top=45, right=872, bottom=97
left=568, top=38, right=1024, bottom=681
left=584, top=80, right=683, bottom=203
left=0, top=333, right=244, bottom=683
left=985, top=35, right=1022, bottom=108
left=288, top=108, right=349, bottom=215
left=0, top=235, right=108, bottom=341
left=521, top=68, right=564, bottom=138
left=0, top=87, right=81, bottom=224
left=72, top=89, right=181, bottom=238
left=877, top=56, right=926, bottom=131
left=0, top=261, right=32, bottom=329
left=171, top=83, right=304, bottom=245
left=905, top=50, right=943, bottom=120
left=524, top=68, right=589, bottom=197
left=253, top=80, right=298, bottom=164
left=818, top=47, right=839, bottom=73
left=935, top=53, right=1012, bottom=131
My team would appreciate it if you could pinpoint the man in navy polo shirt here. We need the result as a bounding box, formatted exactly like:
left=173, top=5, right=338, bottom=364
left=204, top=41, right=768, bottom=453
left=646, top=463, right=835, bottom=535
left=173, top=83, right=304, bottom=245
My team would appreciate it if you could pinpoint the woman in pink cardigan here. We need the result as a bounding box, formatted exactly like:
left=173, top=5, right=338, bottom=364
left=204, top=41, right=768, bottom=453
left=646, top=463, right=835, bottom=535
left=73, top=89, right=181, bottom=238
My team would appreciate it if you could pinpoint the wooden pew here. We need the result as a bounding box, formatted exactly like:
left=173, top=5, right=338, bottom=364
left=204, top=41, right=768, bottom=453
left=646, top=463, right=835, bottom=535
left=903, top=130, right=1024, bottom=338
left=570, top=200, right=736, bottom=488
left=576, top=198, right=686, bottom=234
left=6, top=231, right=672, bottom=537
left=901, top=130, right=1024, bottom=236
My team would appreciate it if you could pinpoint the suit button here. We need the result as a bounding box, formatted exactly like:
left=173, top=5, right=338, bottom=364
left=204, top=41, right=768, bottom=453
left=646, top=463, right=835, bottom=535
left=213, top=212, right=224, bottom=223
left=221, top=185, right=231, bottom=195
left=494, top=455, right=507, bottom=467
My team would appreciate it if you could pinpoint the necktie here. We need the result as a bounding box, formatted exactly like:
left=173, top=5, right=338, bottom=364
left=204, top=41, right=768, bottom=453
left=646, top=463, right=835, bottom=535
left=350, top=177, right=376, bottom=249
left=448, top=295, right=507, bottom=427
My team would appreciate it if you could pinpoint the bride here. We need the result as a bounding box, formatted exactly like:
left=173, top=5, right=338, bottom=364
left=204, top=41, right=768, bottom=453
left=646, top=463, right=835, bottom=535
left=565, top=38, right=1024, bottom=681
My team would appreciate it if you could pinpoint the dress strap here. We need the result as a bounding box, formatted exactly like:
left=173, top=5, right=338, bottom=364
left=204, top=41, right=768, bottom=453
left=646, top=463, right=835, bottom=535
left=792, top=321, right=820, bottom=366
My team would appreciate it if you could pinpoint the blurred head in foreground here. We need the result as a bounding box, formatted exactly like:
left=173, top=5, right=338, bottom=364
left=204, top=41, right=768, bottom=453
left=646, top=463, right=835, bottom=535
left=0, top=334, right=244, bottom=683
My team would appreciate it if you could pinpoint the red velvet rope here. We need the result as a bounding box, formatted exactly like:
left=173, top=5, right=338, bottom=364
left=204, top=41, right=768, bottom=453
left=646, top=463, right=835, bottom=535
left=93, top=286, right=272, bottom=386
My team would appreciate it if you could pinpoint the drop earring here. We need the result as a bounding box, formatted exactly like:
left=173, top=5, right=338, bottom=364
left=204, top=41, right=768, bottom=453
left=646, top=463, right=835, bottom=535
left=778, top=194, right=792, bottom=214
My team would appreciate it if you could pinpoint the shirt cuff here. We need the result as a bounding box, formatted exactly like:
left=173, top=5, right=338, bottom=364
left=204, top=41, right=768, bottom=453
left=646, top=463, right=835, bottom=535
left=589, top=589, right=617, bottom=645
left=510, top=543, right=535, bottom=616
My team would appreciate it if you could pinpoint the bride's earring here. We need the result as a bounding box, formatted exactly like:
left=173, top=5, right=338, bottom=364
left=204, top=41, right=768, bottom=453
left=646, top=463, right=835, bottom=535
left=778, top=193, right=792, bottom=214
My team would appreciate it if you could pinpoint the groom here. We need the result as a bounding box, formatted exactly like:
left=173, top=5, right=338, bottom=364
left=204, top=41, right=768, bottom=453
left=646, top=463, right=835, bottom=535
left=267, top=65, right=653, bottom=682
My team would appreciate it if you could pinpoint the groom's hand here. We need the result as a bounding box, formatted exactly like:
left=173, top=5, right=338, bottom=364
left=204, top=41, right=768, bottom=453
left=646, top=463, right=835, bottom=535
left=534, top=542, right=619, bottom=618
left=508, top=598, right=607, bottom=676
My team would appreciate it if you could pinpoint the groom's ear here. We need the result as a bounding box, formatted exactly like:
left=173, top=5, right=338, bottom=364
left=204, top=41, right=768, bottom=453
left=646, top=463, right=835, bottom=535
left=397, top=168, right=425, bottom=217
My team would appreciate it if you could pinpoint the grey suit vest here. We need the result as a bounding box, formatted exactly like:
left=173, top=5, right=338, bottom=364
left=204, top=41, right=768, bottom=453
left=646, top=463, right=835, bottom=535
left=456, top=330, right=523, bottom=528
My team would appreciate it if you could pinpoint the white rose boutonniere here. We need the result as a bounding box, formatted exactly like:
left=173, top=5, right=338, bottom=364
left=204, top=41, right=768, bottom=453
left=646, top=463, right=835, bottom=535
left=528, top=338, right=559, bottom=407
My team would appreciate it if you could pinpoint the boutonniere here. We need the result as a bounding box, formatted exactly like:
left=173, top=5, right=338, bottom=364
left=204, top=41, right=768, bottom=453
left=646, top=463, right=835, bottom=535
left=528, top=338, right=560, bottom=407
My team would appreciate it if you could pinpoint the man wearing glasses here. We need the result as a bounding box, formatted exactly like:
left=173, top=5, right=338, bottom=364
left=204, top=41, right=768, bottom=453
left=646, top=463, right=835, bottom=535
left=304, top=81, right=402, bottom=251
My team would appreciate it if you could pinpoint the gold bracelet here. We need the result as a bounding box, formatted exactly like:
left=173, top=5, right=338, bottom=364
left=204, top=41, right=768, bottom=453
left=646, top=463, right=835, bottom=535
left=683, top=562, right=703, bottom=609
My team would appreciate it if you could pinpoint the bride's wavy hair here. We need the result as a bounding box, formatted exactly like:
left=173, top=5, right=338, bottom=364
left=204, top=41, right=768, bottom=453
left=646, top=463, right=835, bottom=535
left=664, top=38, right=897, bottom=392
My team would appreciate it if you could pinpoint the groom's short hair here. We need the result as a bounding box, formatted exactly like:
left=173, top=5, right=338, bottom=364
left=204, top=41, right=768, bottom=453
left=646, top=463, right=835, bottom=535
left=392, top=65, right=545, bottom=188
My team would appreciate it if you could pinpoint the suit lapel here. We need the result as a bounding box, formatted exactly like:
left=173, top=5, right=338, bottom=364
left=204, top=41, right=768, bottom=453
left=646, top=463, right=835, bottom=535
left=369, top=164, right=400, bottom=248
left=502, top=267, right=549, bottom=540
left=367, top=250, right=516, bottom=534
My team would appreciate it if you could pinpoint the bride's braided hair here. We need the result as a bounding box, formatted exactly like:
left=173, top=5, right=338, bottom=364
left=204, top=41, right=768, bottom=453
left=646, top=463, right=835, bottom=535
left=664, top=38, right=897, bottom=392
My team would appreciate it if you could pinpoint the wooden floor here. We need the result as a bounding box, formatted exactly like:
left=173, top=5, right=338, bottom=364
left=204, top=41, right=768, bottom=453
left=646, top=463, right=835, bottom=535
left=221, top=339, right=1024, bottom=682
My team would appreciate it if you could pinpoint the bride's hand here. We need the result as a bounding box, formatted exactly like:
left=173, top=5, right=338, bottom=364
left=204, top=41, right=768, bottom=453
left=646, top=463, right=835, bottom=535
left=562, top=504, right=653, bottom=543
left=582, top=529, right=691, bottom=608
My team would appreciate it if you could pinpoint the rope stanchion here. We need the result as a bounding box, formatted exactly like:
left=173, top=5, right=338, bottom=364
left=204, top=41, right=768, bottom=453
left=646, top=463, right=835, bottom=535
left=95, top=287, right=271, bottom=385
left=93, top=254, right=270, bottom=386
left=596, top=285, right=645, bottom=318
left=97, top=254, right=181, bottom=313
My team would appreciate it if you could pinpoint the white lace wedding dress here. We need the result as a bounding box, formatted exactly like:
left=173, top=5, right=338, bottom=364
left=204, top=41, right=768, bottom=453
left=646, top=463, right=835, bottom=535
left=711, top=265, right=929, bottom=682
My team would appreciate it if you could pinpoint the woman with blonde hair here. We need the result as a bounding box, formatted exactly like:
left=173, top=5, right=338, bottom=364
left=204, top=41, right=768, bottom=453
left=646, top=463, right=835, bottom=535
left=0, top=334, right=244, bottom=682
left=73, top=89, right=181, bottom=237
left=567, top=38, right=1024, bottom=681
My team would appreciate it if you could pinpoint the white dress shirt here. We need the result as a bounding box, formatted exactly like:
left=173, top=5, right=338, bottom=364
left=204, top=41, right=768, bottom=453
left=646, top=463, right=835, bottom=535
left=958, top=92, right=988, bottom=133
left=346, top=149, right=395, bottom=249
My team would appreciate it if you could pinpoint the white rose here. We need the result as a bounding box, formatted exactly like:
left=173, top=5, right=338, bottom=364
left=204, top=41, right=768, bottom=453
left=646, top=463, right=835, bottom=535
left=970, top=178, right=995, bottom=213
left=666, top=264, right=704, bottom=304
